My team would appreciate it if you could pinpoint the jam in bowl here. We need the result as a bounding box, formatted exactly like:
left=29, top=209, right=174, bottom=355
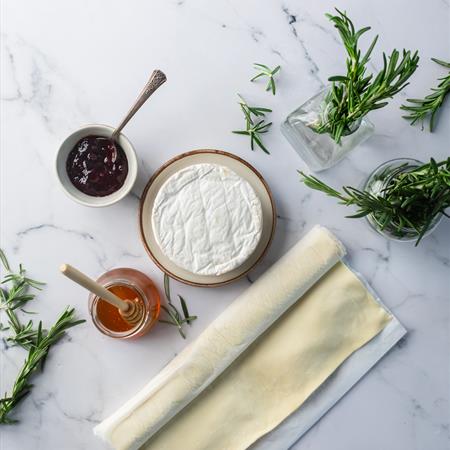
left=56, top=124, right=137, bottom=207
left=66, top=135, right=129, bottom=197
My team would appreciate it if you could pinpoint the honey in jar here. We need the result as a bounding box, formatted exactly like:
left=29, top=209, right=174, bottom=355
left=89, top=268, right=160, bottom=339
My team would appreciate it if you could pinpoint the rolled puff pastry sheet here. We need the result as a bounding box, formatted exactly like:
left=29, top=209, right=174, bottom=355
left=94, top=225, right=390, bottom=450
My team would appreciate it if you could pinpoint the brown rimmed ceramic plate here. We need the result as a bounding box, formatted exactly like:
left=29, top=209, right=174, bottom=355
left=139, top=150, right=276, bottom=287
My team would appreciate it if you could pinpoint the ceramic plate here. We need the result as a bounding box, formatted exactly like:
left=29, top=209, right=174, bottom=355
left=139, top=150, right=276, bottom=287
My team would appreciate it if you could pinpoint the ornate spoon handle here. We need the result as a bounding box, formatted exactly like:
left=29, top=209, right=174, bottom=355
left=111, top=70, right=167, bottom=141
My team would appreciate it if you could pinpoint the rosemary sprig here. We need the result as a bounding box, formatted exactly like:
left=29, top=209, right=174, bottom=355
left=314, top=9, right=419, bottom=143
left=401, top=58, right=450, bottom=132
left=299, top=158, right=450, bottom=245
left=0, top=307, right=84, bottom=424
left=159, top=274, right=197, bottom=339
left=251, top=63, right=281, bottom=95
left=0, top=250, right=84, bottom=424
left=233, top=95, right=272, bottom=154
left=0, top=249, right=45, bottom=349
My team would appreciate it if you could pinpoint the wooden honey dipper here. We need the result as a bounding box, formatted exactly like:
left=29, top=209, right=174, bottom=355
left=60, top=264, right=144, bottom=326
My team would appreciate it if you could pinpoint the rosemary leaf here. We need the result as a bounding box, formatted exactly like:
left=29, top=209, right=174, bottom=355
left=401, top=57, right=450, bottom=132
left=178, top=295, right=194, bottom=325
left=0, top=251, right=44, bottom=350
left=315, top=9, right=419, bottom=143
left=299, top=158, right=450, bottom=246
left=233, top=95, right=272, bottom=154
left=0, top=251, right=84, bottom=424
left=159, top=275, right=197, bottom=338
left=0, top=250, right=11, bottom=271
left=163, top=273, right=171, bottom=302
left=0, top=307, right=84, bottom=424
left=251, top=63, right=281, bottom=95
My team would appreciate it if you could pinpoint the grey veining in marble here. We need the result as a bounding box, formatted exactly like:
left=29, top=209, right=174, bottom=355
left=1, top=1, right=449, bottom=449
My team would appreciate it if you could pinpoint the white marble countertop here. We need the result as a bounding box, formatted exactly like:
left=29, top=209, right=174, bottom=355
left=1, top=1, right=449, bottom=449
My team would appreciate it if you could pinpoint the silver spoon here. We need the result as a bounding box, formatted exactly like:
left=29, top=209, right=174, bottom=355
left=106, top=69, right=167, bottom=161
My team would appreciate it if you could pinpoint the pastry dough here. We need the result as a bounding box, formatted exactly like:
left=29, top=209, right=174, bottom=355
left=94, top=226, right=390, bottom=450
left=143, top=263, right=391, bottom=450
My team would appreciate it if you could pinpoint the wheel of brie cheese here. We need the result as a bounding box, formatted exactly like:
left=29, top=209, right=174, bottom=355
left=151, top=163, right=263, bottom=276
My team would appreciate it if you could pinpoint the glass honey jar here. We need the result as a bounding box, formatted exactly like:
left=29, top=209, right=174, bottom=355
left=88, top=268, right=160, bottom=339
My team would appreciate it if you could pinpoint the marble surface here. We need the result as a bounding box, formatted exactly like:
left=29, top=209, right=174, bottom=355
left=1, top=1, right=449, bottom=449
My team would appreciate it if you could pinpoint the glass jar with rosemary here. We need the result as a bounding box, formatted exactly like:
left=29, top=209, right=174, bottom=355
left=281, top=86, right=375, bottom=171
left=282, top=9, right=419, bottom=171
left=300, top=158, right=450, bottom=246
left=362, top=159, right=445, bottom=242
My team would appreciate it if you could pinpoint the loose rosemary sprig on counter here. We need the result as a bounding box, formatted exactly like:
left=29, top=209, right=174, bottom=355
left=299, top=158, right=450, bottom=246
left=401, top=58, right=450, bottom=132
left=0, top=308, right=84, bottom=424
left=251, top=63, right=281, bottom=95
left=0, top=250, right=84, bottom=424
left=314, top=9, right=419, bottom=143
left=233, top=95, right=272, bottom=154
left=0, top=249, right=45, bottom=349
left=159, top=274, right=197, bottom=339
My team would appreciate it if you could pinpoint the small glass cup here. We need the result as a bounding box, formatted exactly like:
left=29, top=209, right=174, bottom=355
left=281, top=86, right=374, bottom=172
left=363, top=158, right=443, bottom=242
left=88, top=268, right=160, bottom=339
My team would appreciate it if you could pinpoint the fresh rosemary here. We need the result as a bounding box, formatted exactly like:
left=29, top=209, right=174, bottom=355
left=0, top=250, right=84, bottom=424
left=299, top=158, right=450, bottom=245
left=251, top=63, right=281, bottom=95
left=233, top=95, right=272, bottom=154
left=401, top=58, right=450, bottom=132
left=158, top=274, right=197, bottom=339
left=313, top=9, right=419, bottom=143
left=0, top=250, right=46, bottom=350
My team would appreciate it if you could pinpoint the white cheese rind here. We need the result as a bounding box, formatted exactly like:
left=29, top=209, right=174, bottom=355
left=151, top=163, right=263, bottom=276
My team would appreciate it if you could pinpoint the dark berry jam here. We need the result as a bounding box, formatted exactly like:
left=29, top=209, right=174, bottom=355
left=66, top=136, right=128, bottom=197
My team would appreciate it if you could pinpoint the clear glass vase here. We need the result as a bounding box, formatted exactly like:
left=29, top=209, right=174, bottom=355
left=363, top=158, right=443, bottom=242
left=281, top=86, right=374, bottom=172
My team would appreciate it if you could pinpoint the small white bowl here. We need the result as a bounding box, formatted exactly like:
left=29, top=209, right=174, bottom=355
left=55, top=124, right=138, bottom=207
